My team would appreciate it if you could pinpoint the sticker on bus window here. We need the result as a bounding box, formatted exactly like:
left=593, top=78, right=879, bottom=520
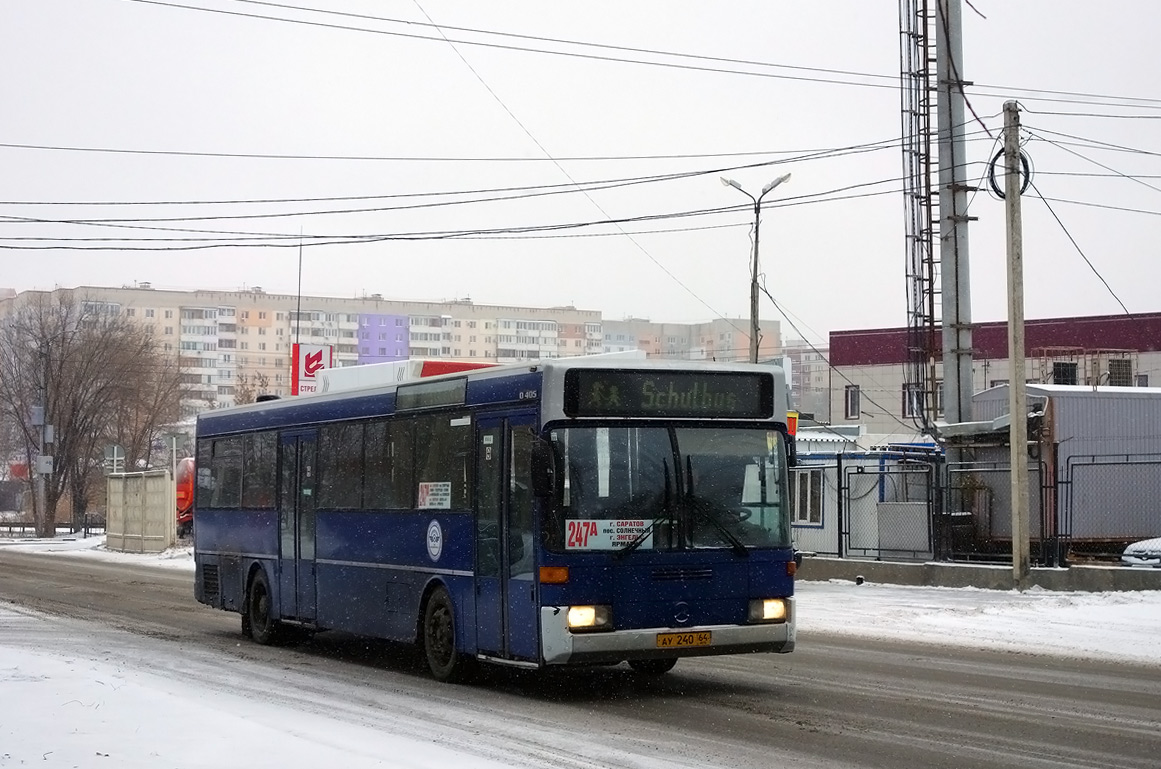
left=565, top=519, right=653, bottom=550
left=418, top=482, right=452, bottom=509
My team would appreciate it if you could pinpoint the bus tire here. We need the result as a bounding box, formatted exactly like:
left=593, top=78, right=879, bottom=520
left=246, top=569, right=282, bottom=645
left=629, top=658, right=677, bottom=676
left=423, top=586, right=470, bottom=682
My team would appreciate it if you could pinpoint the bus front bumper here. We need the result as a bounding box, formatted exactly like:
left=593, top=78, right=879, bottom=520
left=539, top=601, right=795, bottom=666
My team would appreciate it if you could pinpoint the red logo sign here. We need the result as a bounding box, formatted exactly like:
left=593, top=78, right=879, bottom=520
left=291, top=343, right=333, bottom=396
left=304, top=350, right=325, bottom=377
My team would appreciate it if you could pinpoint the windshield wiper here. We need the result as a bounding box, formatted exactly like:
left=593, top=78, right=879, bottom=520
left=615, top=459, right=674, bottom=560
left=614, top=515, right=668, bottom=559
left=687, top=496, right=749, bottom=558
left=683, top=455, right=748, bottom=558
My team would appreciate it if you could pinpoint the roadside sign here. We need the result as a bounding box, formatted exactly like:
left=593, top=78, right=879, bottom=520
left=291, top=343, right=333, bottom=396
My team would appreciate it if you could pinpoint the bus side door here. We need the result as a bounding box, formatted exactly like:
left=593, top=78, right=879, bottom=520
left=475, top=415, right=539, bottom=662
left=279, top=431, right=318, bottom=622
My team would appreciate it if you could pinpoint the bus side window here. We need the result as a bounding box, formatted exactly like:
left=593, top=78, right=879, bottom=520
left=210, top=437, right=243, bottom=508
left=509, top=427, right=534, bottom=578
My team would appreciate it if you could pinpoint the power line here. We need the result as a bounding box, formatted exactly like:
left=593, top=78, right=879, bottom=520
left=121, top=0, right=1161, bottom=111
left=757, top=284, right=918, bottom=434
left=1033, top=195, right=1161, bottom=218
left=0, top=182, right=906, bottom=249
left=1026, top=181, right=1131, bottom=316
left=123, top=0, right=903, bottom=91
left=234, top=0, right=904, bottom=85
left=1027, top=130, right=1161, bottom=198
left=1024, top=127, right=1161, bottom=159
left=0, top=132, right=917, bottom=172
left=0, top=139, right=892, bottom=164
left=115, top=0, right=1161, bottom=113
left=1020, top=108, right=1161, bottom=120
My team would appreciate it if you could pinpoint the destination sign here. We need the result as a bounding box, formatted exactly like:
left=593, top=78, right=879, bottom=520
left=563, top=369, right=772, bottom=419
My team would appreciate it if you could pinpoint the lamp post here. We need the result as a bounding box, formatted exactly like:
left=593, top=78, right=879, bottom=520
left=721, top=173, right=792, bottom=363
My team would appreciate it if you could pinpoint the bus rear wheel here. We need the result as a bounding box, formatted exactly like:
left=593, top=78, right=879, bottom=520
left=629, top=658, right=678, bottom=676
left=423, top=586, right=471, bottom=682
left=246, top=570, right=282, bottom=645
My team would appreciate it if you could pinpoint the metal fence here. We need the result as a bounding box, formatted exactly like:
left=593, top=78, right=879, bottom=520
left=943, top=458, right=1052, bottom=564
left=791, top=450, right=1161, bottom=566
left=0, top=520, right=106, bottom=539
left=790, top=456, right=937, bottom=562
left=942, top=452, right=1161, bottom=565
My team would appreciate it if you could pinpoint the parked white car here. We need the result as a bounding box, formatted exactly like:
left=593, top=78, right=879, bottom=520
left=1122, top=537, right=1161, bottom=568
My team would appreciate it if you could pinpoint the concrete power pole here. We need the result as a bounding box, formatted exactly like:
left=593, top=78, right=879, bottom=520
left=936, top=0, right=974, bottom=424
left=1003, top=101, right=1031, bottom=588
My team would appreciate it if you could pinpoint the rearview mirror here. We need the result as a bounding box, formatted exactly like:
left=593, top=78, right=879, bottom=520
left=530, top=437, right=557, bottom=498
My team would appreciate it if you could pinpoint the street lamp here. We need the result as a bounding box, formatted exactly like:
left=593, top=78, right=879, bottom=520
left=721, top=173, right=792, bottom=363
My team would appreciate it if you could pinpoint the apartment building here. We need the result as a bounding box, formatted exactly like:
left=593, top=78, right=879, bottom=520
left=780, top=338, right=831, bottom=422
left=1, top=284, right=791, bottom=420
left=0, top=285, right=604, bottom=415
left=601, top=317, right=781, bottom=362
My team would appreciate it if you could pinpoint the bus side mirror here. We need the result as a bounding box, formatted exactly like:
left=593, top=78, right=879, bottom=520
left=530, top=439, right=556, bottom=499
left=787, top=436, right=798, bottom=468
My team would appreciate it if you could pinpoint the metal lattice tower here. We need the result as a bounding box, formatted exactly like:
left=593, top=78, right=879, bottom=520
left=899, top=0, right=941, bottom=430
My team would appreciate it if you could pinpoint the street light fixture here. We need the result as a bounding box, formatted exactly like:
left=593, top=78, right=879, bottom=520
left=721, top=173, right=792, bottom=363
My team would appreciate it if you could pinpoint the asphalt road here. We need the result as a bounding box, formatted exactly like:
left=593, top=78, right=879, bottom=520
left=2, top=549, right=1158, bottom=769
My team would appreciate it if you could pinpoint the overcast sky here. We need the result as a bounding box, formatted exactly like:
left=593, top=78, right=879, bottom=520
left=3, top=1, right=1159, bottom=342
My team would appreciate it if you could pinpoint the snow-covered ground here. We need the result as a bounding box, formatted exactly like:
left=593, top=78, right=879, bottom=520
left=2, top=535, right=1159, bottom=767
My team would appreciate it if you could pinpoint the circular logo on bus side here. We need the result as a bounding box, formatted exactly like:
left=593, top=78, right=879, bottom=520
left=426, top=520, right=443, bottom=562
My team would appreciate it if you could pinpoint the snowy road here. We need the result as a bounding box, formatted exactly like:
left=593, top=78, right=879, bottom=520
left=1, top=540, right=1160, bottom=768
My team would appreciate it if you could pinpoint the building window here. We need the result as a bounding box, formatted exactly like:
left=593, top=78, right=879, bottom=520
left=791, top=468, right=823, bottom=525
left=1052, top=361, right=1078, bottom=385
left=1107, top=359, right=1133, bottom=387
left=1136, top=374, right=1150, bottom=387
left=844, top=385, right=861, bottom=420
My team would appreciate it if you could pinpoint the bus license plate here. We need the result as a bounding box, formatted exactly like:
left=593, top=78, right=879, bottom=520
left=656, top=631, right=711, bottom=648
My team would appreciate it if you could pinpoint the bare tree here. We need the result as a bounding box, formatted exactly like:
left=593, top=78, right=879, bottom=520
left=0, top=292, right=184, bottom=536
left=234, top=370, right=271, bottom=406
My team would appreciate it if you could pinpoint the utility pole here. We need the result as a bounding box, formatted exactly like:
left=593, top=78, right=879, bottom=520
left=749, top=199, right=762, bottom=364
left=1003, top=100, right=1031, bottom=588
left=720, top=173, right=792, bottom=363
left=936, top=0, right=974, bottom=423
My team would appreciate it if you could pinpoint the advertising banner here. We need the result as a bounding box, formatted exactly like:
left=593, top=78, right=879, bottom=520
left=291, top=343, right=333, bottom=396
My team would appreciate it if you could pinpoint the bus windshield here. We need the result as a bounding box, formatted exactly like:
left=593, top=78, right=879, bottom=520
left=544, top=425, right=790, bottom=553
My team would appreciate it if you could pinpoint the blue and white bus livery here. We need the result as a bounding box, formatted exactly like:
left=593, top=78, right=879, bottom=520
left=192, top=357, right=796, bottom=681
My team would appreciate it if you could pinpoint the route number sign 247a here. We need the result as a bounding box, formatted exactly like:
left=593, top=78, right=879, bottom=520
left=565, top=519, right=653, bottom=550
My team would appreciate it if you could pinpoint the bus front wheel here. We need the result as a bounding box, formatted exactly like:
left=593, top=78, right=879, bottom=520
left=629, top=658, right=678, bottom=676
left=246, top=570, right=282, bottom=645
left=423, top=586, right=470, bottom=682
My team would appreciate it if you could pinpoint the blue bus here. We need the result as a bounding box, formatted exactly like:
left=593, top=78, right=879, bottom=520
left=193, top=357, right=797, bottom=681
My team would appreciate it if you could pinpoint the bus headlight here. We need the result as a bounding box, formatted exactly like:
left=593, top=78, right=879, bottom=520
left=748, top=598, right=789, bottom=624
left=567, top=604, right=612, bottom=632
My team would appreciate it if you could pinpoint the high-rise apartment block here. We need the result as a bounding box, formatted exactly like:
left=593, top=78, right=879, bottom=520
left=0, top=285, right=781, bottom=418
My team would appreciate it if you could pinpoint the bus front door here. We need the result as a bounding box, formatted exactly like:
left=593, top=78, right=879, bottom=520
left=279, top=432, right=318, bottom=622
left=475, top=416, right=539, bottom=662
